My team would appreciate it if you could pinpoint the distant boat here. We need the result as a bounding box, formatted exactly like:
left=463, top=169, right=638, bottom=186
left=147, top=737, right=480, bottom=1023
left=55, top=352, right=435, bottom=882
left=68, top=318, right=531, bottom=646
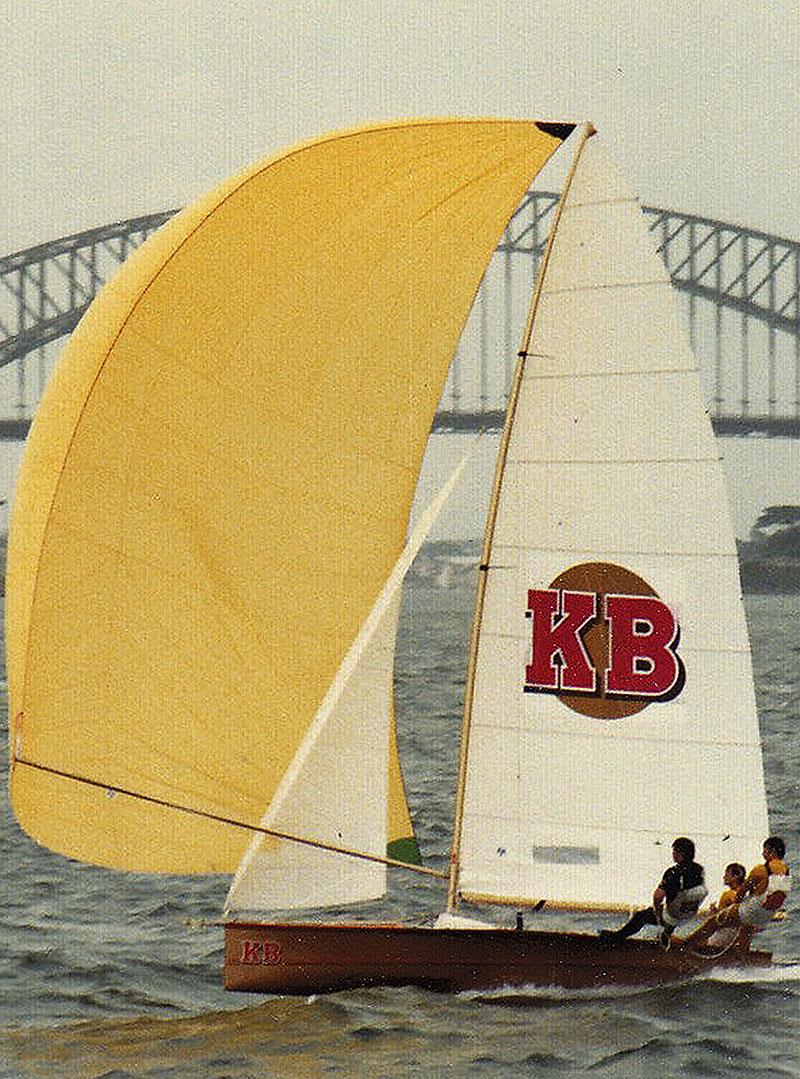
left=7, top=119, right=776, bottom=993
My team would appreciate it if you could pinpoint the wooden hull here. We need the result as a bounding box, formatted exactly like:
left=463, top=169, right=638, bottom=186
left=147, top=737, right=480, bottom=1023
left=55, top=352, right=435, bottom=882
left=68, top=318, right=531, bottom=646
left=224, top=921, right=771, bottom=995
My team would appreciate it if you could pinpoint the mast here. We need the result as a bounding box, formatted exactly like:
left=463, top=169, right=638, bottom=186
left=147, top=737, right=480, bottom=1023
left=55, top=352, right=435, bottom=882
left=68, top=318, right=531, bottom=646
left=447, top=122, right=596, bottom=911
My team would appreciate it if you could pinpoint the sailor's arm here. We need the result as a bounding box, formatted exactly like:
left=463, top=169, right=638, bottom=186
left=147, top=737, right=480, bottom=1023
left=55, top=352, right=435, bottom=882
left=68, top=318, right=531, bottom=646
left=652, top=884, right=667, bottom=920
left=737, top=864, right=767, bottom=900
left=654, top=865, right=680, bottom=920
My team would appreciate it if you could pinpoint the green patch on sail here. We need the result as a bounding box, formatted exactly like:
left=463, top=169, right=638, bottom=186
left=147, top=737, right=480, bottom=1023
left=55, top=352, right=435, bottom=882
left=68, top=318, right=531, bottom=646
left=387, top=836, right=422, bottom=866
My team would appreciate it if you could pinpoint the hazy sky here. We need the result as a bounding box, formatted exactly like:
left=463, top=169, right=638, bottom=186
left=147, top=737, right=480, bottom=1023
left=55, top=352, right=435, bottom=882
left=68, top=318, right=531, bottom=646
left=4, top=2, right=799, bottom=252
left=3, top=1, right=800, bottom=537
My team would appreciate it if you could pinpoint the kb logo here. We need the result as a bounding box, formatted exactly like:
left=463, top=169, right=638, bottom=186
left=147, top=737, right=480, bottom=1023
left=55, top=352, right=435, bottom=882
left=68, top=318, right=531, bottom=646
left=524, top=562, right=684, bottom=719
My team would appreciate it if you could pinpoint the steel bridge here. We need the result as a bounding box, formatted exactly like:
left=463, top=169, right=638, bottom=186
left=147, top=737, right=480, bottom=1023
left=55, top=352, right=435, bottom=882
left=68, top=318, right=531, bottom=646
left=1, top=195, right=799, bottom=439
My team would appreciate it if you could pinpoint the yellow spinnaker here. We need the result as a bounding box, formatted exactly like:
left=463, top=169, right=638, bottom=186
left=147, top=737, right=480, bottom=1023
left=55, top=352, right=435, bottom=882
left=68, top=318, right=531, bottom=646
left=7, top=118, right=568, bottom=872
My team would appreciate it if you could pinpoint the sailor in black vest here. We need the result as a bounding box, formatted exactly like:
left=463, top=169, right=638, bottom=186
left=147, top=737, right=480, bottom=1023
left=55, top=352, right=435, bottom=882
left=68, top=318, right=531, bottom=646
left=599, top=837, right=707, bottom=949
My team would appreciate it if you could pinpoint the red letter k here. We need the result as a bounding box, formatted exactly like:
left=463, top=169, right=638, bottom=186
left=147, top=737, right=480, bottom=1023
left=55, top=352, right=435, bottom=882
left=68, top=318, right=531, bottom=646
left=525, top=588, right=597, bottom=692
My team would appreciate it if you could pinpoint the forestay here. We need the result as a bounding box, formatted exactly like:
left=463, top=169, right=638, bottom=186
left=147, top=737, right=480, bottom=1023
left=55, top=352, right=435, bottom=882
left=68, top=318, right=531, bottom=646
left=456, top=135, right=769, bottom=912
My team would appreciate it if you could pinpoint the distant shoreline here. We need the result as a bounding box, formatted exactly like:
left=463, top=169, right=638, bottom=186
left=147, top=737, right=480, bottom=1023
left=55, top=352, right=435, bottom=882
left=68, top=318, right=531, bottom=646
left=738, top=559, right=800, bottom=595
left=0, top=535, right=798, bottom=597
left=413, top=540, right=800, bottom=598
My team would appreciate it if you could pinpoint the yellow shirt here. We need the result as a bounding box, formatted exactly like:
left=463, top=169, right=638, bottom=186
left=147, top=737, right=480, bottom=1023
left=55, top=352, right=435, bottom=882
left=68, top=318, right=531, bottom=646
left=745, top=858, right=789, bottom=897
left=717, top=887, right=738, bottom=909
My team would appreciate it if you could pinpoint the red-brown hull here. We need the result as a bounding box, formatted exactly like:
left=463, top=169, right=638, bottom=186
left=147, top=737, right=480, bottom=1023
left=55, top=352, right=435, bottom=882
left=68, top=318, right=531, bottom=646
left=224, top=922, right=771, bottom=995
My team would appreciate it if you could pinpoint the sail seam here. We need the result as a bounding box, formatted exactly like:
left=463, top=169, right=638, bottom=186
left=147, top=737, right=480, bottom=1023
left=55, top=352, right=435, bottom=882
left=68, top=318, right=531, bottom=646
left=490, top=544, right=739, bottom=557
left=543, top=279, right=670, bottom=294
left=563, top=196, right=640, bottom=209
left=465, top=728, right=762, bottom=747
left=476, top=632, right=752, bottom=653
left=505, top=456, right=721, bottom=465
left=523, top=367, right=701, bottom=379
left=461, top=825, right=763, bottom=846
left=461, top=822, right=763, bottom=837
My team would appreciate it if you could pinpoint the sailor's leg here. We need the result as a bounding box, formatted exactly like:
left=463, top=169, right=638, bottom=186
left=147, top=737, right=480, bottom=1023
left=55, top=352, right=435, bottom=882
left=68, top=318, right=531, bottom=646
left=682, top=905, right=739, bottom=948
left=602, top=907, right=658, bottom=940
left=734, top=924, right=756, bottom=956
left=659, top=922, right=677, bottom=948
left=680, top=913, right=721, bottom=947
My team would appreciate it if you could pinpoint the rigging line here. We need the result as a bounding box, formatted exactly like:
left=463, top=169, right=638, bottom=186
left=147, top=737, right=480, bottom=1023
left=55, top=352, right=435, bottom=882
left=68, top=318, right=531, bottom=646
left=12, top=756, right=447, bottom=881
left=683, top=936, right=742, bottom=961
left=446, top=121, right=597, bottom=914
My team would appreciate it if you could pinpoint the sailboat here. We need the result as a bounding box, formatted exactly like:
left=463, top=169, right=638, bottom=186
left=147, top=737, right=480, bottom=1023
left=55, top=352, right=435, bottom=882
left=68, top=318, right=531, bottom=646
left=6, top=119, right=777, bottom=994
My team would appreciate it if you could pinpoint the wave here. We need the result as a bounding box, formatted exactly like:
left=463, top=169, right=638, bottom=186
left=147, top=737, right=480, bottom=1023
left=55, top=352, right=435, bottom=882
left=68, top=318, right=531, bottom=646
left=459, top=956, right=800, bottom=1007
left=459, top=979, right=681, bottom=1006
left=700, top=958, right=800, bottom=986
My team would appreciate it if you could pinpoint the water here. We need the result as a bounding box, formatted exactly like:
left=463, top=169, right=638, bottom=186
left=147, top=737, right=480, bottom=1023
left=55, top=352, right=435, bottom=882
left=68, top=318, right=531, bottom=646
left=1, top=553, right=799, bottom=1077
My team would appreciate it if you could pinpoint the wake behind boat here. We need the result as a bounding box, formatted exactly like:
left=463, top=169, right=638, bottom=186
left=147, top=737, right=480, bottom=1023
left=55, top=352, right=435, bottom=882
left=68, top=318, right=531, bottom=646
left=5, top=118, right=785, bottom=994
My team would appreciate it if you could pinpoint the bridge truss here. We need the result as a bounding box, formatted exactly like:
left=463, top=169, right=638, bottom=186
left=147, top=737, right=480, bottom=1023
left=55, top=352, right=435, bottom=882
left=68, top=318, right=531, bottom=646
left=1, top=196, right=799, bottom=438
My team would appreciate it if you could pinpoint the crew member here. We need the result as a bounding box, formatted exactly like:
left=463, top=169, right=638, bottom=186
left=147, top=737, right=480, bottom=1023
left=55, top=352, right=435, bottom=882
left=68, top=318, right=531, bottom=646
left=682, top=837, right=790, bottom=951
left=702, top=862, right=746, bottom=949
left=599, top=837, right=707, bottom=949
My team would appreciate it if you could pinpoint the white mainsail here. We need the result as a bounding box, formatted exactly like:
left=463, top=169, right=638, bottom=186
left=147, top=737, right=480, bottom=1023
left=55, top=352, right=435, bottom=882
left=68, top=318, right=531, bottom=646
left=226, top=446, right=475, bottom=913
left=456, top=135, right=769, bottom=911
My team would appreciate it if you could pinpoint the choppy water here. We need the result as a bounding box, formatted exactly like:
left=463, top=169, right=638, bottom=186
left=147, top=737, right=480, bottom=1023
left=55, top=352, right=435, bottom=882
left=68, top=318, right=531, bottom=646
left=1, top=553, right=799, bottom=1077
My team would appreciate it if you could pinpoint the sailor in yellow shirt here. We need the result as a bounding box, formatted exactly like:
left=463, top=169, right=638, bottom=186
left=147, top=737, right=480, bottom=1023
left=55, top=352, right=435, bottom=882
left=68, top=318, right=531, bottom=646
left=682, top=837, right=790, bottom=951
left=702, top=863, right=746, bottom=949
left=712, top=863, right=746, bottom=913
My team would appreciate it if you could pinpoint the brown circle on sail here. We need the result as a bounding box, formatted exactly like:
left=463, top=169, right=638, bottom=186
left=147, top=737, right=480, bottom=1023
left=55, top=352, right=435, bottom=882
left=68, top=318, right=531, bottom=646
left=549, top=561, right=658, bottom=719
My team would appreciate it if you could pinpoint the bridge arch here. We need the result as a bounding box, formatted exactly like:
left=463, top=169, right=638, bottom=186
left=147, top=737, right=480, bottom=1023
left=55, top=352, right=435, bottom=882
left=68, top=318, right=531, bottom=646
left=1, top=197, right=799, bottom=437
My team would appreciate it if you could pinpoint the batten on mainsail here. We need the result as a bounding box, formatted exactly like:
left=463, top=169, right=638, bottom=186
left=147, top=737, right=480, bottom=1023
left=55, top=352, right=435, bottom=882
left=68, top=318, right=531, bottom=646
left=453, top=133, right=769, bottom=913
left=7, top=120, right=570, bottom=874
